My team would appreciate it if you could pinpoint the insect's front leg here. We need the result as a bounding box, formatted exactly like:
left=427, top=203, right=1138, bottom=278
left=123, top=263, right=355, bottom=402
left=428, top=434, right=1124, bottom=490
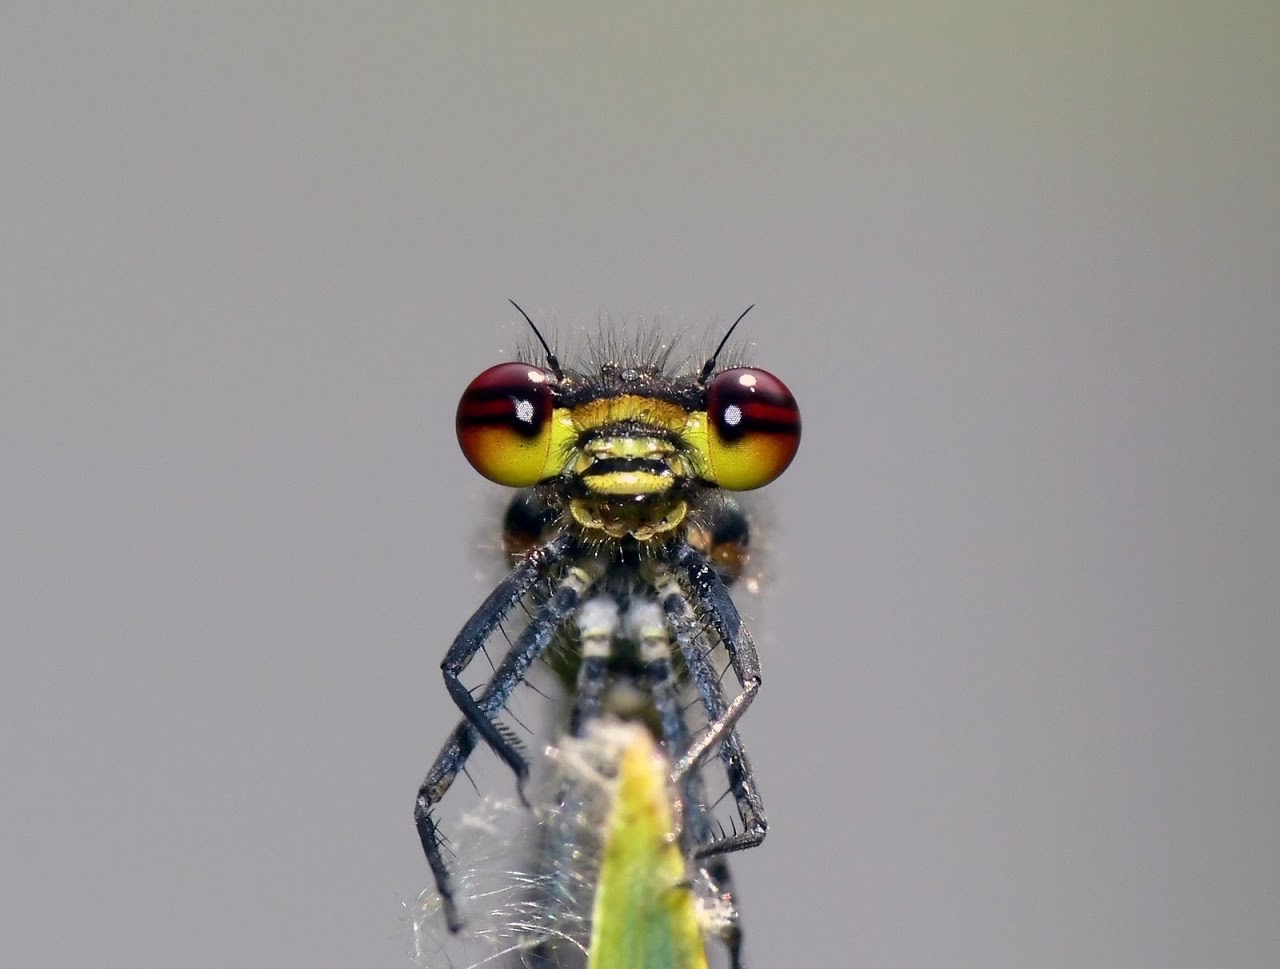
left=440, top=555, right=603, bottom=792
left=432, top=533, right=573, bottom=781
left=414, top=533, right=581, bottom=930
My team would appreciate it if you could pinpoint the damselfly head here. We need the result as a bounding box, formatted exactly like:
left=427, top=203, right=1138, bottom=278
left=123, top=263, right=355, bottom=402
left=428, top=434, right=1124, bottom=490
left=455, top=309, right=800, bottom=543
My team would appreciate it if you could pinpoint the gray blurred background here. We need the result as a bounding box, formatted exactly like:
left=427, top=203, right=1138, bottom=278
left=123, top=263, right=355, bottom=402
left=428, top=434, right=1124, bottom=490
left=3, top=3, right=1277, bottom=968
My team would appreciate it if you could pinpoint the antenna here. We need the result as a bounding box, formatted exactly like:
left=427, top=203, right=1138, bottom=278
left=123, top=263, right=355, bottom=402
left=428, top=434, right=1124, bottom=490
left=699, top=304, right=755, bottom=384
left=509, top=299, right=563, bottom=380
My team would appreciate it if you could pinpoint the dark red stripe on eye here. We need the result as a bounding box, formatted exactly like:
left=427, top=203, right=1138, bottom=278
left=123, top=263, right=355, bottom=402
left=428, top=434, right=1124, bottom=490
left=456, top=362, right=555, bottom=439
left=708, top=368, right=800, bottom=441
left=458, top=412, right=540, bottom=430
left=719, top=415, right=799, bottom=435
left=457, top=409, right=548, bottom=438
left=457, top=399, right=545, bottom=422
left=714, top=417, right=798, bottom=441
left=458, top=399, right=522, bottom=419
left=735, top=401, right=800, bottom=426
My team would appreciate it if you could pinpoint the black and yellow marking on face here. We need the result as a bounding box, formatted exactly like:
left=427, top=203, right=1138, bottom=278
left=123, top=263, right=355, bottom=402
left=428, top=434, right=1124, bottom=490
left=457, top=347, right=800, bottom=544
left=559, top=393, right=698, bottom=540
left=568, top=395, right=697, bottom=495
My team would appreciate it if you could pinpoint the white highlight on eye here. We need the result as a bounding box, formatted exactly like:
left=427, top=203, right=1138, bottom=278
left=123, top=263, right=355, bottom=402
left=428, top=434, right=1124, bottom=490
left=737, top=373, right=757, bottom=388
left=723, top=404, right=742, bottom=426
left=514, top=398, right=535, bottom=424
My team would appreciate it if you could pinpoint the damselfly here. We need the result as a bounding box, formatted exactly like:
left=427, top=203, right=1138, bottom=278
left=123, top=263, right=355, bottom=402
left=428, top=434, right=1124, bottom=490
left=414, top=304, right=800, bottom=965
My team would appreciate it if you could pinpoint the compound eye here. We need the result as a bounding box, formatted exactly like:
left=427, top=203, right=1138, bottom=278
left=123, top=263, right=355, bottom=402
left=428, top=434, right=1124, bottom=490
left=456, top=363, right=557, bottom=486
left=705, top=367, right=800, bottom=490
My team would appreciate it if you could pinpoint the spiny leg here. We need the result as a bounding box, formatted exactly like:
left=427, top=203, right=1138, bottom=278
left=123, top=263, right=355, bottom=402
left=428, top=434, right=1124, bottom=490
left=417, top=562, right=599, bottom=930
left=623, top=598, right=709, bottom=847
left=673, top=541, right=760, bottom=688
left=652, top=556, right=768, bottom=858
left=415, top=729, right=480, bottom=932
left=436, top=532, right=576, bottom=733
left=669, top=543, right=763, bottom=782
left=415, top=543, right=597, bottom=931
left=442, top=541, right=597, bottom=790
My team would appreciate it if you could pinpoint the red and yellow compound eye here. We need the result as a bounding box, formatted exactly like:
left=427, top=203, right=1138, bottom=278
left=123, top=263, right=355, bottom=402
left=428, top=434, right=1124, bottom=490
left=456, top=363, right=557, bottom=486
left=704, top=367, right=801, bottom=490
